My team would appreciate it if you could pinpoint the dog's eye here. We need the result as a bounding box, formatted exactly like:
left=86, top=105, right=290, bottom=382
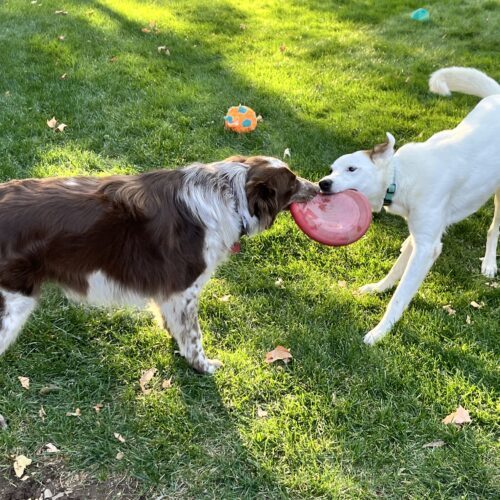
left=347, top=166, right=357, bottom=172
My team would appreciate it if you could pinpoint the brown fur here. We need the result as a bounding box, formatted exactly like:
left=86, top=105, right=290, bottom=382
left=367, top=138, right=391, bottom=162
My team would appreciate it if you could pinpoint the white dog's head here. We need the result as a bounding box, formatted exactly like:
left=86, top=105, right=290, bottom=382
left=319, top=133, right=396, bottom=211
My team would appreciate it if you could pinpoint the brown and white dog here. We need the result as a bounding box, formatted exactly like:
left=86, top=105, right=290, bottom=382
left=0, top=156, right=318, bottom=373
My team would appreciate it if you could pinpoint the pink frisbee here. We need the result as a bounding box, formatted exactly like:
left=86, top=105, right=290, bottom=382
left=290, top=190, right=372, bottom=246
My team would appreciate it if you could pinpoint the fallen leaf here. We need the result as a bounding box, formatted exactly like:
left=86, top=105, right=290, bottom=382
left=141, top=28, right=151, bottom=33
left=55, top=10, right=67, bottom=15
left=43, top=488, right=53, bottom=498
left=338, top=280, right=347, bottom=288
left=239, top=23, right=247, bottom=30
left=18, top=376, right=30, bottom=390
left=279, top=43, right=287, bottom=53
left=470, top=301, right=483, bottom=309
left=39, top=406, right=46, bottom=421
left=487, top=281, right=498, bottom=288
left=466, top=315, right=472, bottom=325
left=116, top=451, right=124, bottom=460
left=257, top=407, right=268, bottom=418
left=0, top=414, right=7, bottom=430
left=265, top=345, right=292, bottom=364
left=442, top=304, right=456, bottom=316
left=442, top=405, right=472, bottom=426
left=161, top=377, right=173, bottom=389
left=114, top=432, right=126, bottom=443
left=109, top=56, right=118, bottom=63
left=47, top=117, right=58, bottom=129
left=219, top=294, right=231, bottom=302
left=274, top=278, right=284, bottom=289
left=139, top=367, right=157, bottom=394
left=13, top=455, right=32, bottom=478
left=256, top=114, right=263, bottom=122
left=93, top=403, right=104, bottom=413
left=422, top=440, right=446, bottom=449
left=43, top=443, right=60, bottom=453
left=55, top=123, right=67, bottom=133
left=157, top=46, right=170, bottom=55
left=66, top=408, right=81, bottom=417
left=57, top=35, right=65, bottom=41
left=283, top=148, right=291, bottom=159
left=60, top=73, right=67, bottom=80
left=39, top=384, right=60, bottom=395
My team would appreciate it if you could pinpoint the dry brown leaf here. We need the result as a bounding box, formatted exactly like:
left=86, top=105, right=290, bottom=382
left=265, top=345, right=292, bottom=364
left=139, top=367, right=157, bottom=394
left=114, top=432, right=126, bottom=443
left=239, top=23, right=247, bottom=30
left=157, top=46, right=170, bottom=55
left=423, top=440, right=446, bottom=449
left=55, top=10, right=68, bottom=15
left=162, top=377, right=173, bottom=389
left=47, top=117, right=57, bottom=129
left=470, top=301, right=483, bottom=309
left=40, top=384, right=60, bottom=395
left=466, top=315, right=472, bottom=325
left=39, top=406, right=46, bottom=422
left=116, top=451, right=124, bottom=460
left=141, top=28, right=151, bottom=33
left=60, top=73, right=67, bottom=80
left=66, top=408, right=81, bottom=417
left=43, top=443, right=60, bottom=453
left=274, top=278, right=284, bottom=289
left=219, top=294, right=231, bottom=302
left=18, top=376, right=30, bottom=390
left=256, top=114, right=263, bottom=122
left=13, top=455, right=32, bottom=478
left=338, top=280, right=347, bottom=288
left=93, top=403, right=104, bottom=413
left=55, top=123, right=67, bottom=133
left=279, top=43, right=287, bottom=53
left=442, top=405, right=471, bottom=426
left=256, top=407, right=268, bottom=418
left=58, top=35, right=65, bottom=41
left=109, top=56, right=118, bottom=63
left=442, top=304, right=456, bottom=315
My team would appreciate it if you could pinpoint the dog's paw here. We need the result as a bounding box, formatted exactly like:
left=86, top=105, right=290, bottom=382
left=481, top=261, right=497, bottom=278
left=359, top=283, right=383, bottom=294
left=363, top=328, right=387, bottom=346
left=196, top=358, right=223, bottom=375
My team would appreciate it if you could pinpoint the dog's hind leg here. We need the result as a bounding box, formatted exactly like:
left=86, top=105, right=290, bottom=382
left=481, top=189, right=499, bottom=278
left=359, top=236, right=413, bottom=294
left=158, top=278, right=222, bottom=374
left=364, top=226, right=443, bottom=346
left=0, top=290, right=38, bottom=356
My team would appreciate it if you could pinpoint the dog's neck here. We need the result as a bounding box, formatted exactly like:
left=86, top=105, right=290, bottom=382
left=383, top=157, right=398, bottom=207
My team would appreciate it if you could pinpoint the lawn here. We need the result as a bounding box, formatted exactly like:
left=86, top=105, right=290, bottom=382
left=0, top=0, right=498, bottom=498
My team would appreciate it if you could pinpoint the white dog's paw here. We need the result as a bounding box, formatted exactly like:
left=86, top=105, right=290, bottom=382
left=363, top=328, right=388, bottom=346
left=204, top=358, right=223, bottom=374
left=481, top=261, right=497, bottom=278
left=359, top=282, right=384, bottom=294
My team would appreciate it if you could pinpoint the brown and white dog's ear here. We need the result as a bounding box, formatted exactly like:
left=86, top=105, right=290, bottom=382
left=225, top=155, right=248, bottom=164
left=369, top=132, right=396, bottom=165
left=245, top=166, right=296, bottom=229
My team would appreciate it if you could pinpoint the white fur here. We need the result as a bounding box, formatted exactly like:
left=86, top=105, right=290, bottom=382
left=320, top=67, right=500, bottom=344
left=0, top=289, right=37, bottom=354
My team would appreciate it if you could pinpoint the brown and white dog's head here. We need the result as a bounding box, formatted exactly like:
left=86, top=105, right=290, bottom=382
left=227, top=155, right=319, bottom=231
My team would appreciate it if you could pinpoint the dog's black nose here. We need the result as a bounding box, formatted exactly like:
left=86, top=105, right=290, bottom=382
left=319, top=179, right=333, bottom=192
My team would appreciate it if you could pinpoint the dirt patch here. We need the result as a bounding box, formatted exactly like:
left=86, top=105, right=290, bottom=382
left=0, top=458, right=144, bottom=500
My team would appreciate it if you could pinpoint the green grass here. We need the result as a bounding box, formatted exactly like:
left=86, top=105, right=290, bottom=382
left=0, top=0, right=499, bottom=497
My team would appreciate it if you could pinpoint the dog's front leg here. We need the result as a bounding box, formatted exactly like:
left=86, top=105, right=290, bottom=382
left=364, top=236, right=443, bottom=345
left=359, top=236, right=413, bottom=294
left=159, top=289, right=222, bottom=374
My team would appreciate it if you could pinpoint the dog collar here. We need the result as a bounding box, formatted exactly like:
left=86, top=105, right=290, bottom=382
left=383, top=159, right=397, bottom=206
left=383, top=183, right=396, bottom=206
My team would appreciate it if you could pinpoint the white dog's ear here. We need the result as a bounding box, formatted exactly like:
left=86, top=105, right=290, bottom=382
left=370, top=132, right=395, bottom=165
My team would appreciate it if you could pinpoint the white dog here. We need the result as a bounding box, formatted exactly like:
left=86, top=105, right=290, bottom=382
left=319, top=67, right=500, bottom=345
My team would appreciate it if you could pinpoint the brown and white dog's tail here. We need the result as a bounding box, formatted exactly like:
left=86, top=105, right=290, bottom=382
left=429, top=67, right=500, bottom=98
